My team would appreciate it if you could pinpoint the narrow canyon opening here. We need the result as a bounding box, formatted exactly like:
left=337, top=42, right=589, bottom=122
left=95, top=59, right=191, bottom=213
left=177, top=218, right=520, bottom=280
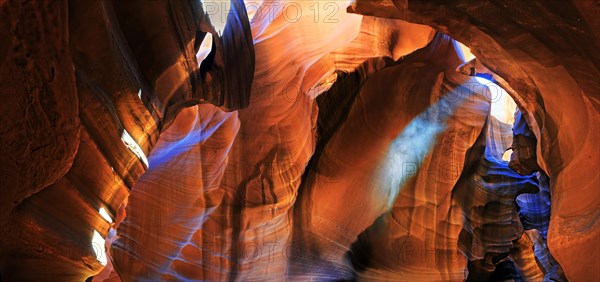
left=1, top=1, right=598, bottom=281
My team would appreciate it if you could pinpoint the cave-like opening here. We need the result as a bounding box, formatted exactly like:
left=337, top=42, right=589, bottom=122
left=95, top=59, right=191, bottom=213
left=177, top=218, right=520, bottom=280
left=455, top=41, right=561, bottom=281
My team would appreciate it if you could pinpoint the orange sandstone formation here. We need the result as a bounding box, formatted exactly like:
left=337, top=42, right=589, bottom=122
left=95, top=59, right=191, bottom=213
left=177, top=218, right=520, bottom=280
left=1, top=0, right=598, bottom=281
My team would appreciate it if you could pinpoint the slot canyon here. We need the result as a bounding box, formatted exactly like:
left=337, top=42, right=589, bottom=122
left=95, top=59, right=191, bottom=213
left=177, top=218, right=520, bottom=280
left=1, top=0, right=599, bottom=281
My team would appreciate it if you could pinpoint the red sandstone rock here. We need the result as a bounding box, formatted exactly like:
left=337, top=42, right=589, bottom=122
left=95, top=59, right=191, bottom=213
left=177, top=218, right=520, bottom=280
left=1, top=1, right=597, bottom=281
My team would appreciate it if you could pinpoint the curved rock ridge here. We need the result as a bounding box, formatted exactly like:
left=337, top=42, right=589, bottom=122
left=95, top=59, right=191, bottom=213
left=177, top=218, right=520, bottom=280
left=111, top=104, right=239, bottom=280
left=455, top=107, right=562, bottom=281
left=108, top=2, right=443, bottom=280
left=1, top=0, right=253, bottom=280
left=513, top=111, right=552, bottom=239
left=1, top=0, right=598, bottom=281
left=348, top=1, right=600, bottom=280
left=454, top=122, right=538, bottom=281
left=295, top=33, right=486, bottom=281
left=109, top=0, right=255, bottom=126
left=0, top=1, right=82, bottom=280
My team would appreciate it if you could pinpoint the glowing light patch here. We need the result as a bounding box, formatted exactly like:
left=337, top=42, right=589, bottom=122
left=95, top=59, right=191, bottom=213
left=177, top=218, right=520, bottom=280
left=454, top=40, right=476, bottom=63
left=137, top=89, right=142, bottom=99
left=121, top=129, right=149, bottom=168
left=245, top=0, right=263, bottom=21
left=200, top=0, right=229, bottom=35
left=92, top=230, right=107, bottom=266
left=502, top=149, right=513, bottom=161
left=99, top=207, right=113, bottom=223
left=474, top=76, right=490, bottom=85
left=196, top=33, right=213, bottom=66
left=457, top=42, right=517, bottom=125
left=475, top=77, right=517, bottom=124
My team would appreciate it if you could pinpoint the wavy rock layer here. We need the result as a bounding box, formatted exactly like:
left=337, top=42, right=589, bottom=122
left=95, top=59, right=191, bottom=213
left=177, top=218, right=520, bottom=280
left=348, top=1, right=600, bottom=280
left=296, top=34, right=481, bottom=281
left=110, top=2, right=439, bottom=280
left=0, top=0, right=253, bottom=280
left=1, top=0, right=598, bottom=281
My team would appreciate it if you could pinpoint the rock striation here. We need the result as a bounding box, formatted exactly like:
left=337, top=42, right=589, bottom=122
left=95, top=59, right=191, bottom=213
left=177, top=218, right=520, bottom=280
left=0, top=0, right=598, bottom=281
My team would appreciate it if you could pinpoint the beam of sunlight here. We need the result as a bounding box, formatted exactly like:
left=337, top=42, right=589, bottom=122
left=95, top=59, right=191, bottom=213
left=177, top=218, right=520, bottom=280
left=121, top=129, right=149, bottom=168
left=378, top=90, right=472, bottom=207
left=378, top=75, right=494, bottom=207
left=92, top=230, right=108, bottom=266
left=382, top=116, right=446, bottom=207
